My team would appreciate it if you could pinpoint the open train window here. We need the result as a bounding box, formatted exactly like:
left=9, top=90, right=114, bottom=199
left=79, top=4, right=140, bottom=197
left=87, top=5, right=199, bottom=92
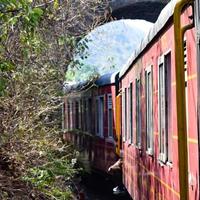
left=75, top=101, right=79, bottom=129
left=87, top=98, right=92, bottom=133
left=80, top=99, right=84, bottom=129
left=67, top=102, right=70, bottom=130
left=127, top=87, right=130, bottom=142
left=70, top=102, right=73, bottom=130
left=99, top=96, right=104, bottom=137
left=107, top=94, right=113, bottom=138
left=83, top=99, right=87, bottom=131
left=96, top=96, right=104, bottom=137
left=122, top=91, right=125, bottom=142
left=158, top=52, right=172, bottom=164
left=136, top=78, right=141, bottom=148
left=95, top=98, right=99, bottom=135
left=78, top=100, right=82, bottom=129
left=145, top=66, right=153, bottom=155
left=129, top=83, right=133, bottom=144
left=125, top=88, right=127, bottom=141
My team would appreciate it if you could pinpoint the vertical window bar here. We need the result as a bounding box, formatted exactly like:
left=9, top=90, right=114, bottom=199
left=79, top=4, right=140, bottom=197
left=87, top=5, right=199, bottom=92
left=125, top=88, right=127, bottom=141
left=127, top=87, right=130, bottom=142
left=122, top=91, right=125, bottom=141
left=130, top=83, right=133, bottom=143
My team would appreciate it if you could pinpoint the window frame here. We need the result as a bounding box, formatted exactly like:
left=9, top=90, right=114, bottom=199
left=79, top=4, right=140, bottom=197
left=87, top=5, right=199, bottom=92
left=158, top=55, right=166, bottom=162
left=135, top=77, right=142, bottom=148
left=95, top=95, right=104, bottom=138
left=158, top=50, right=172, bottom=164
left=95, top=97, right=99, bottom=135
left=107, top=94, right=113, bottom=139
left=75, top=100, right=79, bottom=129
left=145, top=65, right=154, bottom=155
left=129, top=83, right=133, bottom=144
left=122, top=91, right=126, bottom=142
left=125, top=88, right=128, bottom=141
left=78, top=99, right=82, bottom=129
left=99, top=95, right=104, bottom=138
left=67, top=101, right=71, bottom=131
left=69, top=101, right=73, bottom=130
left=87, top=98, right=92, bottom=133
left=165, top=51, right=172, bottom=165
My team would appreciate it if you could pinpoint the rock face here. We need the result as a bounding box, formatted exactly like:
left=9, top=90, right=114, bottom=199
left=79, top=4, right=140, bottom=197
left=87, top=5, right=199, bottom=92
left=109, top=0, right=170, bottom=22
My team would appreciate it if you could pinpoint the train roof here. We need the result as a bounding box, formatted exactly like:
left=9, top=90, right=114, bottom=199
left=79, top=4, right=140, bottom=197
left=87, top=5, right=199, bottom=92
left=95, top=72, right=118, bottom=86
left=119, top=0, right=178, bottom=78
left=64, top=72, right=118, bottom=94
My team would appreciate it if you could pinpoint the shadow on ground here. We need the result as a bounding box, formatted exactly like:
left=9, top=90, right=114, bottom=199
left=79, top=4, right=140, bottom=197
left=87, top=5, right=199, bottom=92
left=80, top=172, right=132, bottom=200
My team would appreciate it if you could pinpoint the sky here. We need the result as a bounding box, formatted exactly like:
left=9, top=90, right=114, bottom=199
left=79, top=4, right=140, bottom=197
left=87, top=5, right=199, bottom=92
left=66, top=19, right=153, bottom=83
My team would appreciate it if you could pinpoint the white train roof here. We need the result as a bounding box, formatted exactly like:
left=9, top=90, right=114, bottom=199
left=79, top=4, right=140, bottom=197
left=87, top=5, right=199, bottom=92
left=119, top=0, right=178, bottom=78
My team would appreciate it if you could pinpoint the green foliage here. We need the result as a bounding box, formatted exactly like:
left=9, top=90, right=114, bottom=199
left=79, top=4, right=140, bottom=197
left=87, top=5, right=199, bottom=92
left=23, top=168, right=54, bottom=188
left=22, top=143, right=79, bottom=200
left=0, top=60, right=14, bottom=72
left=0, top=0, right=108, bottom=198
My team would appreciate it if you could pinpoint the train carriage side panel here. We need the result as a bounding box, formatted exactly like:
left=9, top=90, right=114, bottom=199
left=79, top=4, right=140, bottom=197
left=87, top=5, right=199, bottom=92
left=120, top=4, right=199, bottom=200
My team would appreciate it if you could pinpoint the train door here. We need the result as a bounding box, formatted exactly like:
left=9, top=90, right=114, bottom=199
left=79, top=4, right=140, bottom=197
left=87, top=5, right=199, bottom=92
left=115, top=93, right=121, bottom=156
left=195, top=0, right=200, bottom=193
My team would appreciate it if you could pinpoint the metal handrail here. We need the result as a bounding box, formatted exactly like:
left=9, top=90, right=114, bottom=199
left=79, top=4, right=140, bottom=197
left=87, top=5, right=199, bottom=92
left=173, top=1, right=194, bottom=199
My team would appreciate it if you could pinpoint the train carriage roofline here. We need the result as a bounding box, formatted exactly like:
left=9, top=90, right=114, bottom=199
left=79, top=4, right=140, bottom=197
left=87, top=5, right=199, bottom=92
left=119, top=0, right=179, bottom=78
left=94, top=71, right=119, bottom=87
left=63, top=71, right=119, bottom=95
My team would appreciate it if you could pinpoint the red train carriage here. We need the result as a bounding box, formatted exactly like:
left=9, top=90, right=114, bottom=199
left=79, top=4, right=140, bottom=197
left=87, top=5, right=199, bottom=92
left=63, top=72, right=119, bottom=173
left=118, top=0, right=199, bottom=199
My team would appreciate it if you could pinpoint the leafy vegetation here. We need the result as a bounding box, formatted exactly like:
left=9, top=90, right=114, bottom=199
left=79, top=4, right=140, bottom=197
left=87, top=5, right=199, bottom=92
left=0, top=0, right=110, bottom=199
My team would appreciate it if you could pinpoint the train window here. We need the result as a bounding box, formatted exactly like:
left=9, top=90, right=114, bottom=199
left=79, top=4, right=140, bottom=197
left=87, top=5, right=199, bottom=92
left=127, top=87, right=130, bottom=141
left=145, top=66, right=153, bottom=155
left=95, top=98, right=99, bottom=135
left=67, top=102, right=70, bottom=130
left=158, top=52, right=172, bottom=163
left=78, top=100, right=82, bottom=129
left=136, top=78, right=141, bottom=148
left=62, top=102, right=66, bottom=130
left=107, top=94, right=113, bottom=138
left=99, top=96, right=104, bottom=137
left=70, top=102, right=73, bottom=130
left=80, top=99, right=84, bottom=129
left=83, top=99, right=87, bottom=131
left=87, top=98, right=92, bottom=133
left=75, top=101, right=79, bottom=129
left=86, top=99, right=89, bottom=132
left=165, top=52, right=172, bottom=163
left=129, top=83, right=133, bottom=143
left=122, top=91, right=125, bottom=142
left=95, top=96, right=104, bottom=137
left=158, top=61, right=166, bottom=162
left=198, top=0, right=200, bottom=19
left=125, top=88, right=127, bottom=141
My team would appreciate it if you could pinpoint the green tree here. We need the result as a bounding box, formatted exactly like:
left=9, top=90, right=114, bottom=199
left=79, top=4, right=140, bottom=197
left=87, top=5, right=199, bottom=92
left=0, top=0, right=110, bottom=198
